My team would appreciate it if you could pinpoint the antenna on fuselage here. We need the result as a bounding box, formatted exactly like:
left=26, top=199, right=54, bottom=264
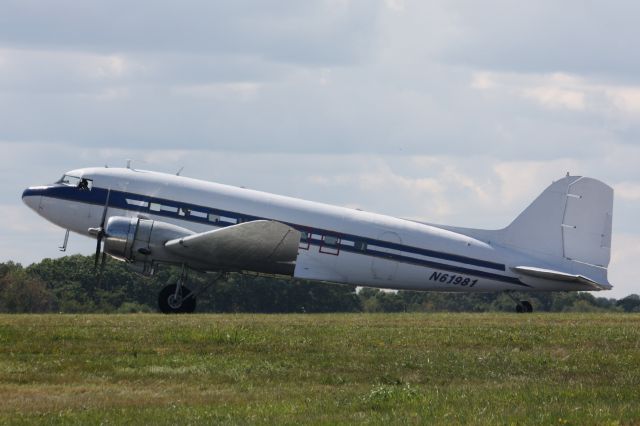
left=176, top=166, right=185, bottom=176
left=126, top=159, right=132, bottom=169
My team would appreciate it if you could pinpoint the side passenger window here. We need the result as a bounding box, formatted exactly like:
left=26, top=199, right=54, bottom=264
left=299, top=231, right=311, bottom=250
left=319, top=235, right=340, bottom=255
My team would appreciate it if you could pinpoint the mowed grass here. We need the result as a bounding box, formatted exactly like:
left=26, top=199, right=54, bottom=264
left=0, top=313, right=639, bottom=425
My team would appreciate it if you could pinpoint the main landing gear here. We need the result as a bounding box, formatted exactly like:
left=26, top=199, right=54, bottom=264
left=158, top=265, right=224, bottom=314
left=158, top=283, right=196, bottom=314
left=506, top=292, right=533, bottom=313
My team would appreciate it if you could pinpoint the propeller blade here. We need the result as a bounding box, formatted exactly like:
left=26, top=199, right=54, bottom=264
left=93, top=189, right=111, bottom=273
left=99, top=189, right=111, bottom=228
left=97, top=251, right=107, bottom=288
left=94, top=234, right=102, bottom=270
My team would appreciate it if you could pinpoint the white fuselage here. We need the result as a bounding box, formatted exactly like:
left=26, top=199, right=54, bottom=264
left=22, top=167, right=591, bottom=292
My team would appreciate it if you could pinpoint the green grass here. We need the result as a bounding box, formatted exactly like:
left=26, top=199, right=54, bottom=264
left=0, top=313, right=639, bottom=425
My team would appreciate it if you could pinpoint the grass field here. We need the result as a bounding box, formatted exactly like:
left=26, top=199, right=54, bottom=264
left=0, top=313, right=639, bottom=425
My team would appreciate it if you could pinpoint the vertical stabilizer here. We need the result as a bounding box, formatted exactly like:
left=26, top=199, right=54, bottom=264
left=502, top=176, right=613, bottom=268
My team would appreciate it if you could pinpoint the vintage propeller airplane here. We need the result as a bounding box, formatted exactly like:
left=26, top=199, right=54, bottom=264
left=22, top=166, right=613, bottom=313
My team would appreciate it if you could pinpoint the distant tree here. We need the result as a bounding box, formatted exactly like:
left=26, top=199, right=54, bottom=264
left=0, top=255, right=633, bottom=314
left=616, top=295, right=640, bottom=312
left=359, top=288, right=406, bottom=312
left=0, top=262, right=54, bottom=313
left=196, top=273, right=360, bottom=313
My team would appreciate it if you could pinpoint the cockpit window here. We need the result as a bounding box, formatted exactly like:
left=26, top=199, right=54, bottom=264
left=57, top=175, right=92, bottom=190
left=58, top=175, right=81, bottom=186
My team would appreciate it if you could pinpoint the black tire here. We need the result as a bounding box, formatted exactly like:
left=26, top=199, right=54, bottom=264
left=158, top=284, right=196, bottom=314
left=181, top=292, right=196, bottom=314
left=521, top=300, right=533, bottom=313
left=516, top=303, right=524, bottom=313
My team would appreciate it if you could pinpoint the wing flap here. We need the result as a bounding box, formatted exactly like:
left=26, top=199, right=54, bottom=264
left=165, top=220, right=300, bottom=275
left=511, top=266, right=612, bottom=290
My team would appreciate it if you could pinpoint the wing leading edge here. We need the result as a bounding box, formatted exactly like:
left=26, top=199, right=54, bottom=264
left=165, top=220, right=300, bottom=275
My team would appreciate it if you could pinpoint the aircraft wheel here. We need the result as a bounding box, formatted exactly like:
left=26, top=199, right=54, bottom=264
left=521, top=300, right=533, bottom=313
left=515, top=303, right=524, bottom=313
left=158, top=284, right=196, bottom=314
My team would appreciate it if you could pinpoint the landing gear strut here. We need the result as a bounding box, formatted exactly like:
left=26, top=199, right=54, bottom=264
left=157, top=265, right=223, bottom=314
left=506, top=292, right=533, bottom=313
left=158, top=264, right=195, bottom=314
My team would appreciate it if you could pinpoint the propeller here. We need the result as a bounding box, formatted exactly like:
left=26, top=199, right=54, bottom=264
left=88, top=190, right=111, bottom=284
left=97, top=251, right=108, bottom=289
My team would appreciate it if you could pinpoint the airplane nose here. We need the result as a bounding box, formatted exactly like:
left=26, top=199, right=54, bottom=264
left=22, top=188, right=42, bottom=212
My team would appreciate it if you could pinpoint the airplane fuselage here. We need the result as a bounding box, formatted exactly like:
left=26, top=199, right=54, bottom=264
left=22, top=167, right=609, bottom=294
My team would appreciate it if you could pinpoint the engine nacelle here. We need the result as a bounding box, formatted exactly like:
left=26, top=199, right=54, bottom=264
left=103, top=216, right=194, bottom=270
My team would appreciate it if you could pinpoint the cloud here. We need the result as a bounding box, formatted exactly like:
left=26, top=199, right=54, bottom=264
left=607, top=87, right=640, bottom=116
left=0, top=1, right=379, bottom=65
left=493, top=159, right=581, bottom=206
left=0, top=48, right=134, bottom=94
left=470, top=73, right=495, bottom=90
left=384, top=0, right=405, bottom=12
left=609, top=233, right=640, bottom=298
left=522, top=87, right=586, bottom=111
left=2, top=6, right=639, bottom=160
left=469, top=70, right=640, bottom=142
left=437, top=1, right=640, bottom=78
left=0, top=205, right=58, bottom=234
left=615, top=182, right=640, bottom=201
left=171, top=82, right=262, bottom=101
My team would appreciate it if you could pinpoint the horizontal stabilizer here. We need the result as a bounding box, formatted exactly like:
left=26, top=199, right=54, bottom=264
left=511, top=266, right=612, bottom=291
left=165, top=220, right=300, bottom=275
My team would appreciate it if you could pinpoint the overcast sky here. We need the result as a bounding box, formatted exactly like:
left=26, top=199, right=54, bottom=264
left=1, top=0, right=638, bottom=298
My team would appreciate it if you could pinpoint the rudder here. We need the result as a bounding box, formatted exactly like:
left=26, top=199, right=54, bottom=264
left=561, top=177, right=613, bottom=267
left=502, top=175, right=613, bottom=268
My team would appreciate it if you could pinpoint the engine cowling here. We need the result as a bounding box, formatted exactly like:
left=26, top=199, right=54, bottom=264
left=103, top=216, right=194, bottom=269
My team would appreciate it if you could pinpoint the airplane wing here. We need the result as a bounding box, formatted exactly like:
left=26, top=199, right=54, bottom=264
left=511, top=266, right=612, bottom=291
left=165, top=220, right=300, bottom=275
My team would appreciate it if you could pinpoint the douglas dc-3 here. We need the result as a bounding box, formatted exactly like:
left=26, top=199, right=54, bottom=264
left=22, top=166, right=614, bottom=313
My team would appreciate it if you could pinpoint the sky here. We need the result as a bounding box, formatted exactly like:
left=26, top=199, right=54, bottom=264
left=0, top=0, right=638, bottom=298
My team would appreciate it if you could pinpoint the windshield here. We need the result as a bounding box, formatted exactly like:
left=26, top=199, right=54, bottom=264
left=57, top=175, right=82, bottom=186
left=57, top=174, right=92, bottom=190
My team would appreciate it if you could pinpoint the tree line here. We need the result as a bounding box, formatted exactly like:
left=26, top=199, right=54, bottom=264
left=0, top=255, right=638, bottom=313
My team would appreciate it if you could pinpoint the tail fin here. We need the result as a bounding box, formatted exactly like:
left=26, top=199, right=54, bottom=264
left=426, top=175, right=614, bottom=287
left=502, top=175, right=613, bottom=268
